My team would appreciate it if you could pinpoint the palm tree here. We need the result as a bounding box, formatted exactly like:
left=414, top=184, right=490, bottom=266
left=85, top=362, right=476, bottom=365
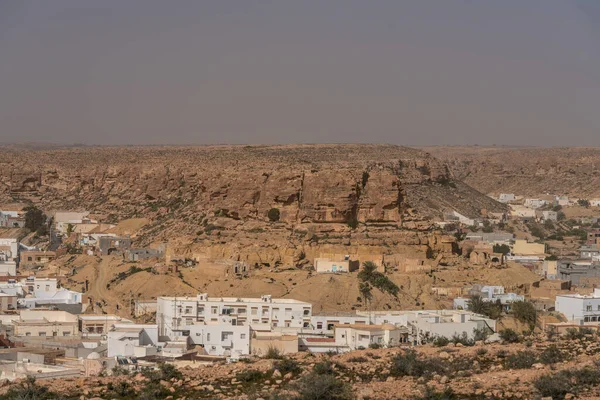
left=467, top=294, right=488, bottom=316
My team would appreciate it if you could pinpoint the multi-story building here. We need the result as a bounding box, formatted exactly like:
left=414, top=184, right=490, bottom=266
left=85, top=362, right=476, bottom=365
left=156, top=294, right=312, bottom=339
left=556, top=288, right=600, bottom=322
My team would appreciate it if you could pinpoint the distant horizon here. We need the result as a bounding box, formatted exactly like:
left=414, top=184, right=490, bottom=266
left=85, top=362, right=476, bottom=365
left=0, top=141, right=593, bottom=150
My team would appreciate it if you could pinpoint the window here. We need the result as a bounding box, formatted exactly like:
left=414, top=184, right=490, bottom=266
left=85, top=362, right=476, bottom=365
left=317, top=323, right=323, bottom=329
left=241, top=334, right=246, bottom=339
left=211, top=306, right=218, bottom=314
left=378, top=337, right=383, bottom=344
left=25, top=332, right=31, bottom=337
left=587, top=305, right=593, bottom=312
left=207, top=333, right=211, bottom=341
left=303, top=322, right=310, bottom=328
left=341, top=334, right=345, bottom=338
left=198, top=307, right=204, bottom=314
left=285, top=308, right=292, bottom=314
left=303, top=309, right=310, bottom=316
left=597, top=305, right=600, bottom=311
left=63, top=331, right=71, bottom=337
left=221, top=332, right=233, bottom=341
left=358, top=335, right=370, bottom=341
left=27, top=257, right=32, bottom=262
left=238, top=308, right=246, bottom=314
left=285, top=321, right=291, bottom=328
left=185, top=307, right=193, bottom=314
left=273, top=321, right=278, bottom=327
left=251, top=308, right=258, bottom=315
left=39, top=332, right=46, bottom=337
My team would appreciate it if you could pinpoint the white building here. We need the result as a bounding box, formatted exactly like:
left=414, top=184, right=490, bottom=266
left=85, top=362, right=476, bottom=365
left=498, top=194, right=516, bottom=203
left=524, top=199, right=547, bottom=209
left=0, top=238, right=18, bottom=263
left=509, top=205, right=537, bottom=219
left=0, top=253, right=16, bottom=276
left=556, top=289, right=600, bottom=323
left=541, top=211, right=558, bottom=221
left=444, top=211, right=476, bottom=226
left=334, top=324, right=402, bottom=351
left=107, top=324, right=159, bottom=357
left=555, top=196, right=570, bottom=206
left=311, top=310, right=495, bottom=345
left=178, top=324, right=250, bottom=358
left=19, top=277, right=83, bottom=309
left=156, top=294, right=312, bottom=339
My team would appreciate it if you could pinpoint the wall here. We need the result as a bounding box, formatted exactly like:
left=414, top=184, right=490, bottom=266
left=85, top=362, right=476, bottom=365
left=513, top=240, right=546, bottom=256
left=251, top=335, right=298, bottom=356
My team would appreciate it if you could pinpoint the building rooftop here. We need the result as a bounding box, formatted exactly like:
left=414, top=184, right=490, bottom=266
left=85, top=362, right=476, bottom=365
left=158, top=295, right=311, bottom=305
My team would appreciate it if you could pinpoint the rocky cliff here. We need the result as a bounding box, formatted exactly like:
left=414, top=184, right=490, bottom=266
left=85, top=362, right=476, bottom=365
left=422, top=146, right=600, bottom=198
left=0, top=144, right=504, bottom=266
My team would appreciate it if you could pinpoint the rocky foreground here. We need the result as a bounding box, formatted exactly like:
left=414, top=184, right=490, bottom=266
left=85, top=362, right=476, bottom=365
left=5, top=332, right=600, bottom=399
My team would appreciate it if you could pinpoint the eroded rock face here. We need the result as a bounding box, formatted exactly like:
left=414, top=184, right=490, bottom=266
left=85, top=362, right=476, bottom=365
left=0, top=144, right=505, bottom=265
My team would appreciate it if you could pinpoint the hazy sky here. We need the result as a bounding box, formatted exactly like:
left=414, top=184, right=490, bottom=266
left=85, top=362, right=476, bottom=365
left=1, top=1, right=600, bottom=146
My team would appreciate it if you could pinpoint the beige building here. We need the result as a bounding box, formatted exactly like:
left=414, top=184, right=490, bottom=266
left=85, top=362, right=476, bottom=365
left=79, top=315, right=132, bottom=337
left=250, top=331, right=299, bottom=356
left=13, top=310, right=78, bottom=338
left=0, top=294, right=17, bottom=311
left=314, top=258, right=359, bottom=273
left=19, top=251, right=56, bottom=269
left=513, top=240, right=546, bottom=256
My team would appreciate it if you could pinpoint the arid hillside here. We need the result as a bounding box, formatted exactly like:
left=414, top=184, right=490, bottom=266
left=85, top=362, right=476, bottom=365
left=421, top=146, right=600, bottom=198
left=0, top=144, right=504, bottom=266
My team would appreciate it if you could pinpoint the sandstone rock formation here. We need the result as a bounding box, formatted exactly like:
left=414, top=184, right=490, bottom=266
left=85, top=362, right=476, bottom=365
left=0, top=144, right=505, bottom=266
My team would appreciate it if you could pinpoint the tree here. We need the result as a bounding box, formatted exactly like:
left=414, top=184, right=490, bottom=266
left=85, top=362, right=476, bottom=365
left=23, top=205, right=47, bottom=235
left=359, top=282, right=373, bottom=307
left=578, top=199, right=591, bottom=208
left=467, top=294, right=488, bottom=315
left=66, top=223, right=75, bottom=236
left=267, top=208, right=280, bottom=222
left=511, top=300, right=537, bottom=331
left=482, top=219, right=493, bottom=233
left=557, top=211, right=566, bottom=221
left=493, top=244, right=511, bottom=255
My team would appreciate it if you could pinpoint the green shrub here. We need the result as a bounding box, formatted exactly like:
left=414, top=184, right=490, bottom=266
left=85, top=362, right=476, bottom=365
left=274, top=358, right=301, bottom=375
left=476, top=348, right=488, bottom=356
left=564, top=327, right=594, bottom=340
left=433, top=336, right=450, bottom=347
left=368, top=342, right=382, bottom=349
left=295, top=373, right=353, bottom=400
left=503, top=350, right=537, bottom=369
left=415, top=386, right=456, bottom=400
left=389, top=349, right=444, bottom=379
left=268, top=208, right=280, bottom=222
left=313, top=360, right=336, bottom=376
left=111, top=365, right=130, bottom=376
left=0, top=376, right=55, bottom=400
left=347, top=356, right=368, bottom=363
left=236, top=369, right=266, bottom=383
left=499, top=328, right=520, bottom=343
left=264, top=346, right=285, bottom=359
left=451, top=332, right=474, bottom=347
left=534, top=367, right=600, bottom=399
left=539, top=344, right=567, bottom=365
